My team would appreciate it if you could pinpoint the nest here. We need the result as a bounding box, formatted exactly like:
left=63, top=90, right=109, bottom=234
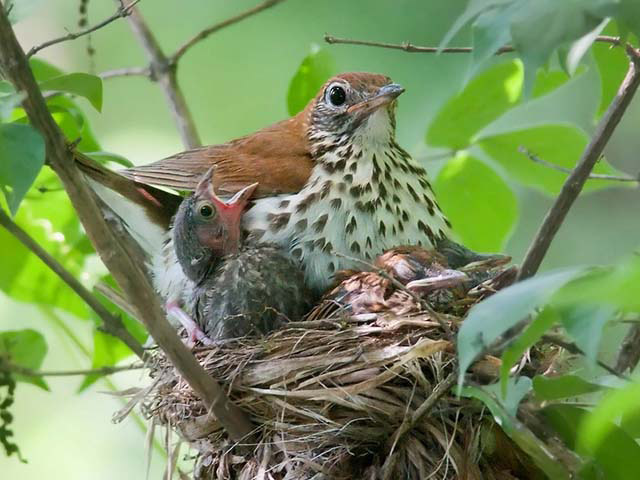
left=135, top=275, right=548, bottom=480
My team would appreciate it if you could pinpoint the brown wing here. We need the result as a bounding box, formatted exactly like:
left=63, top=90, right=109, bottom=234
left=75, top=152, right=181, bottom=228
left=121, top=115, right=314, bottom=197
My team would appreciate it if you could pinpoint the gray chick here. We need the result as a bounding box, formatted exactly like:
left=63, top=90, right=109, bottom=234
left=171, top=169, right=311, bottom=343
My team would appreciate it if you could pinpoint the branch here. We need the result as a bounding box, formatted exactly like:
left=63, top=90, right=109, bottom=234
left=119, top=1, right=201, bottom=148
left=170, top=0, right=287, bottom=64
left=0, top=361, right=143, bottom=377
left=517, top=49, right=640, bottom=281
left=519, top=146, right=640, bottom=183
left=99, top=65, right=151, bottom=80
left=541, top=334, right=628, bottom=380
left=0, top=207, right=145, bottom=359
left=26, top=0, right=141, bottom=58
left=615, top=324, right=640, bottom=373
left=0, top=6, right=253, bottom=442
left=324, top=34, right=624, bottom=54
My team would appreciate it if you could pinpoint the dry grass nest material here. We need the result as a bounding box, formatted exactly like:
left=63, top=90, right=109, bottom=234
left=136, top=277, right=546, bottom=479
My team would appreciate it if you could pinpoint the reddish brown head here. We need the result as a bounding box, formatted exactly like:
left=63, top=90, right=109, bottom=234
left=304, top=72, right=405, bottom=152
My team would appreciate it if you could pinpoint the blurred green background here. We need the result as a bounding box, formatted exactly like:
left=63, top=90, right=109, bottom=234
left=2, top=0, right=639, bottom=477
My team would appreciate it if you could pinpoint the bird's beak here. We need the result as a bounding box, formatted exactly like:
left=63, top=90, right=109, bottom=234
left=406, top=269, right=468, bottom=293
left=347, top=83, right=405, bottom=117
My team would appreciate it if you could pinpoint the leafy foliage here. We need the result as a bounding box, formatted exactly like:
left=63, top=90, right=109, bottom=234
left=0, top=329, right=48, bottom=390
left=286, top=46, right=334, bottom=115
left=0, top=123, right=45, bottom=215
left=38, top=73, right=103, bottom=112
left=434, top=153, right=517, bottom=251
left=439, top=0, right=631, bottom=96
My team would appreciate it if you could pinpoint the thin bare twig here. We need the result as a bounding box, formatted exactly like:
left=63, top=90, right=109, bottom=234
left=0, top=207, right=145, bottom=359
left=541, top=334, right=629, bottom=380
left=0, top=7, right=253, bottom=442
left=0, top=361, right=143, bottom=377
left=99, top=65, right=151, bottom=80
left=170, top=0, right=287, bottom=64
left=26, top=0, right=141, bottom=58
left=324, top=34, right=625, bottom=55
left=615, top=324, right=640, bottom=373
left=382, top=371, right=457, bottom=480
left=517, top=49, right=640, bottom=281
left=119, top=0, right=201, bottom=148
left=519, top=146, right=639, bottom=183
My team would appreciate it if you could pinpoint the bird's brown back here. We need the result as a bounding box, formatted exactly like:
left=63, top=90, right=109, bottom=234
left=122, top=114, right=314, bottom=197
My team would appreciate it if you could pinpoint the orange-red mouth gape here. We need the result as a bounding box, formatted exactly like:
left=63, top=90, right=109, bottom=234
left=195, top=167, right=259, bottom=253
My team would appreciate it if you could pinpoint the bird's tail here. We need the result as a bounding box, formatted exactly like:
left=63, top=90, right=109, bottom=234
left=74, top=153, right=182, bottom=256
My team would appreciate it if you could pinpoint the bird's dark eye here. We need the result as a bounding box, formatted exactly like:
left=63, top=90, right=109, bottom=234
left=328, top=85, right=346, bottom=106
left=199, top=204, right=213, bottom=218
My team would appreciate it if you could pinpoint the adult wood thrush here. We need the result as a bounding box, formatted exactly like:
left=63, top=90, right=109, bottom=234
left=78, top=72, right=453, bottom=301
left=169, top=169, right=310, bottom=342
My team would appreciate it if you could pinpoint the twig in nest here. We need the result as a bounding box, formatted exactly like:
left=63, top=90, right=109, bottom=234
left=26, top=0, right=141, bottom=57
left=519, top=146, right=639, bottom=183
left=381, top=371, right=458, bottom=479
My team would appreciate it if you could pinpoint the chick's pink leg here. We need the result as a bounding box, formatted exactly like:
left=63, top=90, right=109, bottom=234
left=166, top=301, right=213, bottom=347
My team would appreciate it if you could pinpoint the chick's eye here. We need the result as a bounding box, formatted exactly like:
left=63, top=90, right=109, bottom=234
left=328, top=85, right=346, bottom=106
left=199, top=204, right=213, bottom=218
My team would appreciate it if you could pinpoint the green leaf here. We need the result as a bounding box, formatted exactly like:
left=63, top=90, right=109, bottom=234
left=593, top=22, right=630, bottom=117
left=0, top=329, right=48, bottom=390
left=39, top=73, right=103, bottom=112
left=0, top=123, right=45, bottom=215
left=462, top=382, right=572, bottom=479
left=575, top=385, right=640, bottom=478
left=500, top=307, right=558, bottom=397
left=457, top=266, right=588, bottom=388
left=543, top=403, right=640, bottom=479
left=617, top=0, right=640, bottom=39
left=469, top=2, right=519, bottom=72
left=426, top=60, right=523, bottom=149
left=533, top=375, right=606, bottom=401
left=475, top=62, right=600, bottom=138
left=287, top=46, right=334, bottom=116
left=439, top=0, right=513, bottom=51
left=562, top=19, right=608, bottom=77
left=79, top=330, right=133, bottom=392
left=484, top=376, right=532, bottom=415
left=0, top=169, right=96, bottom=318
left=532, top=68, right=572, bottom=98
left=557, top=304, right=616, bottom=364
left=509, top=0, right=611, bottom=96
left=48, top=96, right=101, bottom=151
left=478, top=125, right=626, bottom=196
left=28, top=58, right=64, bottom=82
left=553, top=257, right=640, bottom=313
left=434, top=153, right=517, bottom=251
